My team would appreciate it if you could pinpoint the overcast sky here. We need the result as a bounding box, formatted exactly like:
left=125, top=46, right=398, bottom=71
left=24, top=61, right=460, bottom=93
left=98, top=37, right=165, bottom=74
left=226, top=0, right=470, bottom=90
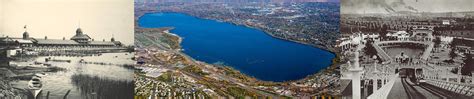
left=0, top=0, right=134, bottom=45
left=341, top=0, right=474, bottom=14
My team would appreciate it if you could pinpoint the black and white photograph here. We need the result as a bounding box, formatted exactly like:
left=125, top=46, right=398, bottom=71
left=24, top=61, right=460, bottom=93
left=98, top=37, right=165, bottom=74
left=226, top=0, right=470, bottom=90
left=0, top=0, right=135, bottom=99
left=338, top=0, right=474, bottom=99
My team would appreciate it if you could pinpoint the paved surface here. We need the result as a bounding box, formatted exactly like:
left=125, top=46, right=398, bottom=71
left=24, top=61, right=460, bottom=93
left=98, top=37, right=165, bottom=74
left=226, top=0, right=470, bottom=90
left=387, top=77, right=409, bottom=99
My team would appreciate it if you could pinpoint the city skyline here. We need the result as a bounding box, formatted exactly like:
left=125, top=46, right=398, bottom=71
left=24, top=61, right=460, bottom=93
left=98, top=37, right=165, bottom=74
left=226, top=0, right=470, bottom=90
left=341, top=0, right=474, bottom=14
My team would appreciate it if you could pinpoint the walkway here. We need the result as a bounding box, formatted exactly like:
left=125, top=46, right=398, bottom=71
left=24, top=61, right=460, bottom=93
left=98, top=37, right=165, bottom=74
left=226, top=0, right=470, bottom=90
left=421, top=43, right=434, bottom=60
left=372, top=43, right=392, bottom=62
left=387, top=77, right=409, bottom=99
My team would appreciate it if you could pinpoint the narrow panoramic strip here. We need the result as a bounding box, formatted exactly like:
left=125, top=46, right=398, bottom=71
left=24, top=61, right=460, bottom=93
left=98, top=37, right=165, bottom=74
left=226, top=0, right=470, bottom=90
left=0, top=0, right=135, bottom=98
left=134, top=0, right=340, bottom=98
left=338, top=0, right=474, bottom=99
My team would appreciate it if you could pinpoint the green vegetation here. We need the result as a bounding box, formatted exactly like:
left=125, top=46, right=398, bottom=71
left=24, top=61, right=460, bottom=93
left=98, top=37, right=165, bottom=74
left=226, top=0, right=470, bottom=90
left=162, top=33, right=181, bottom=49
left=433, top=37, right=441, bottom=48
left=219, top=66, right=255, bottom=83
left=182, top=65, right=209, bottom=76
left=363, top=40, right=377, bottom=57
left=156, top=71, right=173, bottom=82
left=461, top=54, right=473, bottom=76
left=226, top=87, right=256, bottom=98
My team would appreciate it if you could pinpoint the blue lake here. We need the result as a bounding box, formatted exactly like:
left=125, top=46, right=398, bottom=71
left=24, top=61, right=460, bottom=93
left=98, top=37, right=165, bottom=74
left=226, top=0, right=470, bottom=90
left=138, top=13, right=335, bottom=82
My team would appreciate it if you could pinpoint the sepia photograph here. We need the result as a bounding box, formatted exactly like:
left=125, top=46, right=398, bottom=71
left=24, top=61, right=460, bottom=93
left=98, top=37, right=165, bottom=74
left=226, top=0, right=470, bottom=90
left=338, top=0, right=474, bottom=99
left=0, top=0, right=135, bottom=99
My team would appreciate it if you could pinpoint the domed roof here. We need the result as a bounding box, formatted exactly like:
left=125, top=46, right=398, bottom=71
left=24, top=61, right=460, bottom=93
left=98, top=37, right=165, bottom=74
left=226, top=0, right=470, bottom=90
left=76, top=28, right=83, bottom=35
left=71, top=28, right=91, bottom=42
left=23, top=31, right=29, bottom=39
left=23, top=31, right=29, bottom=35
left=111, top=37, right=115, bottom=42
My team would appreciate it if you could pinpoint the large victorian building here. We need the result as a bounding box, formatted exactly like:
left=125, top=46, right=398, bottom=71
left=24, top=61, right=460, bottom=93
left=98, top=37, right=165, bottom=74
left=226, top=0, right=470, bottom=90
left=0, top=27, right=124, bottom=54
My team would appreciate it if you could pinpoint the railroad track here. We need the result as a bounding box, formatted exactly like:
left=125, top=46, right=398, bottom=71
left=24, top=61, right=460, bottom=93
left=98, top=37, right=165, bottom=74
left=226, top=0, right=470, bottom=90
left=419, top=83, right=471, bottom=99
left=401, top=78, right=426, bottom=99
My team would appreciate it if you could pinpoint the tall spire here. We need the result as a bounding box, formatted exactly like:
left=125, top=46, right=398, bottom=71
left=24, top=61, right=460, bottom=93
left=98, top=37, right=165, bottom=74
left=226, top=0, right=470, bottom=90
left=78, top=20, right=81, bottom=28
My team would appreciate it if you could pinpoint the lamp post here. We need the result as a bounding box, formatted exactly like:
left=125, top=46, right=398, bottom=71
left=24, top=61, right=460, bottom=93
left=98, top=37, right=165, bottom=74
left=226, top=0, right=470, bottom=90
left=350, top=51, right=364, bottom=99
left=458, top=64, right=463, bottom=83
left=372, top=55, right=379, bottom=92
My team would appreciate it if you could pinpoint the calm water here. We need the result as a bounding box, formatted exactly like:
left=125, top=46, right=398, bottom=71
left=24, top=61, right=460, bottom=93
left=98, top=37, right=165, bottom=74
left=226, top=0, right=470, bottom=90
left=385, top=47, right=424, bottom=59
left=10, top=53, right=134, bottom=99
left=139, top=13, right=335, bottom=82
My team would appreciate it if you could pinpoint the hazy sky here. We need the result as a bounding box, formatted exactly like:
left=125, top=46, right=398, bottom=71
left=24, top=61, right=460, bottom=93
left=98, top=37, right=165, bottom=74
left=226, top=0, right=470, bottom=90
left=0, top=0, right=4, bottom=32
left=341, top=0, right=474, bottom=14
left=0, top=0, right=134, bottom=45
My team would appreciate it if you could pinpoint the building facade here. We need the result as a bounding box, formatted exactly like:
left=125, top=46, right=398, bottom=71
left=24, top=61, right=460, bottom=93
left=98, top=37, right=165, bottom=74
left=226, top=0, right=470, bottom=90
left=0, top=27, right=125, bottom=57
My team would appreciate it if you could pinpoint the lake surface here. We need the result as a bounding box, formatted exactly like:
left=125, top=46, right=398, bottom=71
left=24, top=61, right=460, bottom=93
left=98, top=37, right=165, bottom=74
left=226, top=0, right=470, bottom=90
left=385, top=47, right=424, bottom=59
left=10, top=53, right=134, bottom=99
left=139, top=13, right=335, bottom=82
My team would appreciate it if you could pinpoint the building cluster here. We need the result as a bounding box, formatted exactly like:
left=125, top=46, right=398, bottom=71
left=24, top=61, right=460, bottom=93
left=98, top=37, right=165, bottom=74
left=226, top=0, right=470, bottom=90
left=134, top=66, right=214, bottom=98
left=147, top=2, right=340, bottom=48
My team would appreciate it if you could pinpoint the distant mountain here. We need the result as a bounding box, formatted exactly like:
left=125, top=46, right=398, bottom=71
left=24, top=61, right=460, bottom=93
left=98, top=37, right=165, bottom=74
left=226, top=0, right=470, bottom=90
left=136, top=0, right=338, bottom=3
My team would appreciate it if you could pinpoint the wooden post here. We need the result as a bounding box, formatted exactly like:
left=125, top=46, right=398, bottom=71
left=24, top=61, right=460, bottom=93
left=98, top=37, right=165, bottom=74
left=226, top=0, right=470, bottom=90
left=63, top=90, right=71, bottom=99
left=46, top=91, right=50, bottom=99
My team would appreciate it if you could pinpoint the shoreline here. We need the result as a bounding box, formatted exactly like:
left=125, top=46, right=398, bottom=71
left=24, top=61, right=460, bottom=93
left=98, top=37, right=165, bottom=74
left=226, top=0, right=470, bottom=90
left=140, top=12, right=337, bottom=53
left=136, top=26, right=341, bottom=95
left=136, top=12, right=340, bottom=83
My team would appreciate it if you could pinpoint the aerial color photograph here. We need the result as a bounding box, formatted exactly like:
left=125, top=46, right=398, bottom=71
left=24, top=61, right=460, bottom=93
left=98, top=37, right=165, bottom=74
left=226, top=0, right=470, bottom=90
left=0, top=0, right=135, bottom=99
left=338, top=0, right=474, bottom=99
left=134, top=0, right=340, bottom=98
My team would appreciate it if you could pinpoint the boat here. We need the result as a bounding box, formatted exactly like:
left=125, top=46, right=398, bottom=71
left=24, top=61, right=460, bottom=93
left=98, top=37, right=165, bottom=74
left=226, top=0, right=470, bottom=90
left=34, top=61, right=43, bottom=65
left=27, top=74, right=44, bottom=99
left=79, top=59, right=85, bottom=63
left=45, top=57, right=71, bottom=63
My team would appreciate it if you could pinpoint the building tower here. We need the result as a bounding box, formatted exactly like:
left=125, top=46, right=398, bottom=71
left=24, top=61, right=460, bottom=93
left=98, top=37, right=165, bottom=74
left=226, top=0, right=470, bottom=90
left=22, top=31, right=29, bottom=39
left=111, top=34, right=115, bottom=42
left=22, top=25, right=29, bottom=39
left=71, top=28, right=92, bottom=43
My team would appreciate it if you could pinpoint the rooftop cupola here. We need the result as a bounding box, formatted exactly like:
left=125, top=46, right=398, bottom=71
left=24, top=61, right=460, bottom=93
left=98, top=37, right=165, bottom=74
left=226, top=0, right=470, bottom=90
left=71, top=28, right=92, bottom=43
left=22, top=25, right=29, bottom=39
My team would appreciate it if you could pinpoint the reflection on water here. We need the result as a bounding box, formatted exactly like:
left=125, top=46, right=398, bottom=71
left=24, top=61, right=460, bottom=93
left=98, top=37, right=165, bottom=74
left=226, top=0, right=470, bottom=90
left=10, top=53, right=134, bottom=99
left=71, top=74, right=133, bottom=99
left=385, top=47, right=424, bottom=58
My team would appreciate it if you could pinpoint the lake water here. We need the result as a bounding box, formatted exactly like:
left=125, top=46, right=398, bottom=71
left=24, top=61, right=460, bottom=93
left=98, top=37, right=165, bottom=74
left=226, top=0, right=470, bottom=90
left=385, top=47, right=424, bottom=59
left=10, top=53, right=134, bottom=99
left=139, top=13, right=335, bottom=82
